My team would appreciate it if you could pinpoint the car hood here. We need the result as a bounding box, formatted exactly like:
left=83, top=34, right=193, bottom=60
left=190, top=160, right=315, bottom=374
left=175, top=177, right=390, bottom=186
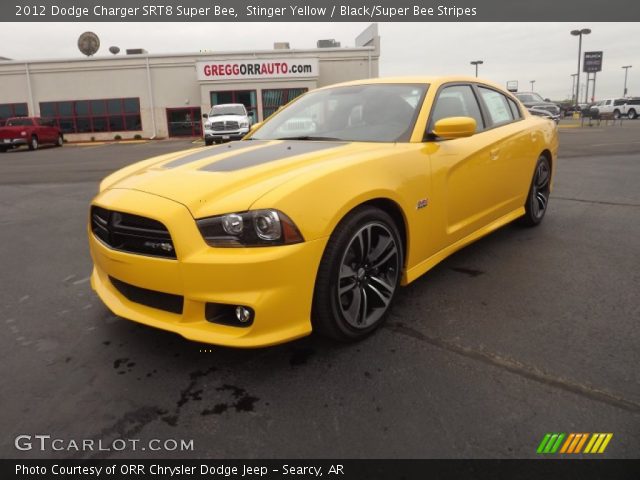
left=523, top=101, right=558, bottom=110
left=104, top=140, right=386, bottom=218
left=205, top=114, right=247, bottom=123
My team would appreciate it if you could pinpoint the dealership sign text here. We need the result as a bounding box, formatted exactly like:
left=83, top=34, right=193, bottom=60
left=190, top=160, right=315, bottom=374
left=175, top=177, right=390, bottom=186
left=196, top=58, right=318, bottom=81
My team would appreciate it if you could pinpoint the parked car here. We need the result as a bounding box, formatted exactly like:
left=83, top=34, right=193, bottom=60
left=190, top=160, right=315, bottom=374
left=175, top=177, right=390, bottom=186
left=89, top=76, right=558, bottom=347
left=202, top=103, right=251, bottom=145
left=589, top=98, right=639, bottom=119
left=0, top=117, right=63, bottom=152
left=514, top=92, right=561, bottom=121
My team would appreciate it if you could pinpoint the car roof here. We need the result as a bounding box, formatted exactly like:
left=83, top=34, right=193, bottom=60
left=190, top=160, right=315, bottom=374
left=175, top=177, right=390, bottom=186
left=212, top=103, right=245, bottom=108
left=319, top=76, right=511, bottom=94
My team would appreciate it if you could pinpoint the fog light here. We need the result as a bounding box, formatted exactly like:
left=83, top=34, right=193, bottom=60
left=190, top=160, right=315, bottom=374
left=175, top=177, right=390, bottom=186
left=235, top=306, right=252, bottom=323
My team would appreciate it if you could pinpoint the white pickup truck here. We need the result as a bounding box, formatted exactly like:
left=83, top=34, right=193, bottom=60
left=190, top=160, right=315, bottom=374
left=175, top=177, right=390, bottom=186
left=590, top=98, right=640, bottom=119
left=202, top=103, right=251, bottom=145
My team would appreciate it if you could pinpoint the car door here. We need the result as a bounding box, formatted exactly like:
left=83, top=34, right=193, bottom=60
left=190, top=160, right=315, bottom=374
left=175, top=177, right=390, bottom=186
left=476, top=86, right=534, bottom=215
left=35, top=118, right=53, bottom=143
left=426, top=83, right=508, bottom=248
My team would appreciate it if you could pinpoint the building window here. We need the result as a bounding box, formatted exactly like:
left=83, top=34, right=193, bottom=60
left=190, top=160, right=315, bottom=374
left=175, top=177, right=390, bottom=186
left=166, top=107, right=202, bottom=137
left=38, top=98, right=141, bottom=134
left=262, top=88, right=308, bottom=119
left=210, top=90, right=257, bottom=123
left=0, top=103, right=28, bottom=126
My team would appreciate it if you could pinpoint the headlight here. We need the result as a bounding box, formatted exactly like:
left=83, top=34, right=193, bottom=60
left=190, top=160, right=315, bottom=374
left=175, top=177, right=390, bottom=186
left=196, top=209, right=304, bottom=247
left=239, top=120, right=249, bottom=128
left=205, top=122, right=212, bottom=129
left=21, top=131, right=27, bottom=136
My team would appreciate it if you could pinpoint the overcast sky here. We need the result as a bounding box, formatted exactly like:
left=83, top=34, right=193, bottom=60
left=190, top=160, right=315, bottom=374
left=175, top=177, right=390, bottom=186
left=1, top=22, right=638, bottom=100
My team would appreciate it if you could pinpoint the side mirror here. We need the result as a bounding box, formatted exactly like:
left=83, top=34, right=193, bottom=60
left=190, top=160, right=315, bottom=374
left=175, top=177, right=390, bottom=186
left=432, top=117, right=476, bottom=139
left=202, top=113, right=208, bottom=119
left=544, top=98, right=551, bottom=102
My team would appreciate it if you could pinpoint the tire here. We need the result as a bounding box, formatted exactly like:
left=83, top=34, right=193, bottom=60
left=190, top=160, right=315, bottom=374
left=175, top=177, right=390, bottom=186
left=613, top=109, right=620, bottom=119
left=0, top=147, right=6, bottom=153
left=56, top=134, right=63, bottom=147
left=520, top=155, right=551, bottom=227
left=28, top=136, right=38, bottom=151
left=627, top=109, right=637, bottom=120
left=312, top=206, right=403, bottom=342
left=204, top=139, right=213, bottom=146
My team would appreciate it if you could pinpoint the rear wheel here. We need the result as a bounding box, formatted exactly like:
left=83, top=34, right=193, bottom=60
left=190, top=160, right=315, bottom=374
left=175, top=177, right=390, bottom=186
left=312, top=206, right=403, bottom=342
left=56, top=134, right=63, bottom=147
left=627, top=109, right=637, bottom=120
left=28, top=136, right=38, bottom=151
left=613, top=109, right=621, bottom=119
left=520, top=155, right=551, bottom=227
left=0, top=147, right=6, bottom=153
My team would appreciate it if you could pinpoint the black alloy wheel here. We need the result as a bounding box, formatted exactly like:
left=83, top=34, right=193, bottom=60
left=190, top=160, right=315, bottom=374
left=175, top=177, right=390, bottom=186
left=312, top=206, right=402, bottom=341
left=521, top=155, right=551, bottom=226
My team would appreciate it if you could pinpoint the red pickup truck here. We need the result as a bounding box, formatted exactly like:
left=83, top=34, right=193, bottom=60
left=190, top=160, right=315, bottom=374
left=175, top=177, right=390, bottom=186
left=0, top=117, right=63, bottom=152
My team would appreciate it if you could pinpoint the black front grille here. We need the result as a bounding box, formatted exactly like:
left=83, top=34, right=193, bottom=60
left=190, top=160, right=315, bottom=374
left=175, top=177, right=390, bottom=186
left=211, top=120, right=240, bottom=132
left=91, top=206, right=176, bottom=259
left=109, top=276, right=183, bottom=314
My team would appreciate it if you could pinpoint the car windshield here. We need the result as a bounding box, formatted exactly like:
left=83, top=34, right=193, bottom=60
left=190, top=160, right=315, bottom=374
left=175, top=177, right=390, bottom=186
left=251, top=83, right=428, bottom=143
left=6, top=118, right=33, bottom=126
left=516, top=93, right=545, bottom=103
left=210, top=105, right=246, bottom=116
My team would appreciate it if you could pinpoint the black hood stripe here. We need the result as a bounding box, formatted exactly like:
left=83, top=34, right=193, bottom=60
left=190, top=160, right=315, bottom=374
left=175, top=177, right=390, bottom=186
left=162, top=141, right=258, bottom=169
left=200, top=141, right=346, bottom=172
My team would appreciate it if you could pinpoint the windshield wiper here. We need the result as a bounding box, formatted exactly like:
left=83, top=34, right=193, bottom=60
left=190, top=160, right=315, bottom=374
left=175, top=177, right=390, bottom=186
left=275, top=136, right=342, bottom=141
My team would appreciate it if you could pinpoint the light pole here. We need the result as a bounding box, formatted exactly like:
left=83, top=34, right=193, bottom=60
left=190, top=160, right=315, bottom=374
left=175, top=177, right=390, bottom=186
left=571, top=28, right=591, bottom=108
left=622, top=65, right=632, bottom=97
left=570, top=74, right=578, bottom=103
left=530, top=80, right=536, bottom=91
left=470, top=60, right=483, bottom=78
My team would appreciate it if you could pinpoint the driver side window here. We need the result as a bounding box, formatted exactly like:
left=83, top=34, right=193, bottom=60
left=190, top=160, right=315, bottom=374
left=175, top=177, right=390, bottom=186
left=430, top=85, right=485, bottom=133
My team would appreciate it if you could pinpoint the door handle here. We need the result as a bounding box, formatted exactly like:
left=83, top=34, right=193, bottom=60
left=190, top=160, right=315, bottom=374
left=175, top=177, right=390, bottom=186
left=490, top=148, right=500, bottom=160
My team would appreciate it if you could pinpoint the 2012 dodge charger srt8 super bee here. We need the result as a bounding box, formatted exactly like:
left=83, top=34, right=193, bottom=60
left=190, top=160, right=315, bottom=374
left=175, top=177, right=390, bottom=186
left=89, top=77, right=558, bottom=347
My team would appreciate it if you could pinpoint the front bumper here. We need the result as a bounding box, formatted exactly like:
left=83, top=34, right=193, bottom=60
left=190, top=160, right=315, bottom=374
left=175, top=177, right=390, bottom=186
left=89, top=188, right=327, bottom=347
left=204, top=128, right=249, bottom=141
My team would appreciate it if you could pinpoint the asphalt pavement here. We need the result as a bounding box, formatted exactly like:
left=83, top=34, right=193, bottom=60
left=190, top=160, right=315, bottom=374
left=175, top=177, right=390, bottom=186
left=1, top=124, right=639, bottom=459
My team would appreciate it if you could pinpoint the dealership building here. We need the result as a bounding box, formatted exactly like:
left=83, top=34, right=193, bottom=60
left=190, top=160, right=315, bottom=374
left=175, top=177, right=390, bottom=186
left=0, top=24, right=379, bottom=141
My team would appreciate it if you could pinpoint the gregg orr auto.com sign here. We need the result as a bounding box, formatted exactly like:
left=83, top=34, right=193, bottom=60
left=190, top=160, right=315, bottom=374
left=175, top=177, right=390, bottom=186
left=197, top=58, right=319, bottom=81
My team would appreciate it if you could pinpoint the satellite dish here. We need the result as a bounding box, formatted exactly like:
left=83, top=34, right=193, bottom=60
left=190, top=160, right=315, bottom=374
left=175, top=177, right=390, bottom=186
left=109, top=46, right=120, bottom=55
left=78, top=32, right=100, bottom=57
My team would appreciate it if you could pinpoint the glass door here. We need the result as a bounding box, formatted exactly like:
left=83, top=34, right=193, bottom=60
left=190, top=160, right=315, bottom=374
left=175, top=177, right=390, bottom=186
left=166, top=107, right=202, bottom=137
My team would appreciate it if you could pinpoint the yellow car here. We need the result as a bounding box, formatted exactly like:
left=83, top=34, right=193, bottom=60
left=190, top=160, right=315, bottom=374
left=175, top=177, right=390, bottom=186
left=89, top=76, right=558, bottom=347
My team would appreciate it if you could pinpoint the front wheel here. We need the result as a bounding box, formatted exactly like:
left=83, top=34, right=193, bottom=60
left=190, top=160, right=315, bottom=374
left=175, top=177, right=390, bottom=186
left=627, top=109, right=637, bottom=120
left=520, top=155, right=551, bottom=227
left=56, top=134, right=63, bottom=147
left=613, top=109, right=621, bottom=119
left=204, top=138, right=213, bottom=146
left=312, top=206, right=403, bottom=342
left=28, top=136, right=38, bottom=151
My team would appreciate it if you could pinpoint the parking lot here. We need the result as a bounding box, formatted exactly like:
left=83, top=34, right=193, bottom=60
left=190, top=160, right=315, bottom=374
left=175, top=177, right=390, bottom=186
left=1, top=122, right=639, bottom=459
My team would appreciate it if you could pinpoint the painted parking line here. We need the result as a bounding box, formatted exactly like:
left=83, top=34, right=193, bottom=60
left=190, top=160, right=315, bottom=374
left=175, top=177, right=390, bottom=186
left=589, top=141, right=640, bottom=147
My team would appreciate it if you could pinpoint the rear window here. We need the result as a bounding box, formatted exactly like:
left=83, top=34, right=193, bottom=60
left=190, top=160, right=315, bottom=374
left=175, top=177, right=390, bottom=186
left=6, top=118, right=34, bottom=126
